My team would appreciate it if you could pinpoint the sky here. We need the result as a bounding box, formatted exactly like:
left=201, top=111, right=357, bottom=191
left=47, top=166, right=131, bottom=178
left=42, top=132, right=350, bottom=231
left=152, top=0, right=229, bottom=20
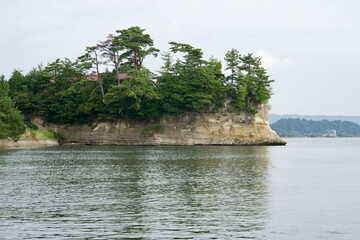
left=1, top=0, right=360, bottom=115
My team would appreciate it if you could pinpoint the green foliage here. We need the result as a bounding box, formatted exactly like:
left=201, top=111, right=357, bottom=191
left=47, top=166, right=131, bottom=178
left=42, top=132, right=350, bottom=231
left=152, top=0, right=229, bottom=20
left=99, top=34, right=121, bottom=69
left=5, top=26, right=276, bottom=125
left=31, top=130, right=59, bottom=139
left=0, top=76, right=26, bottom=141
left=9, top=59, right=106, bottom=124
left=104, top=70, right=161, bottom=120
left=158, top=42, right=225, bottom=114
left=169, top=41, right=205, bottom=67
left=46, top=80, right=103, bottom=123
left=44, top=58, right=84, bottom=82
left=115, top=26, right=160, bottom=70
left=224, top=48, right=240, bottom=85
left=0, top=75, right=9, bottom=96
left=160, top=52, right=174, bottom=73
left=233, top=53, right=273, bottom=113
left=8, top=70, right=36, bottom=114
left=25, top=120, right=38, bottom=130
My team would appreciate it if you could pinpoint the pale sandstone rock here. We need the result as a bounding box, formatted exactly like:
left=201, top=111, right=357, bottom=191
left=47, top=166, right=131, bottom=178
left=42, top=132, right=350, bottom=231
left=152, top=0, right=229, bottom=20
left=43, top=106, right=285, bottom=146
left=0, top=139, right=58, bottom=149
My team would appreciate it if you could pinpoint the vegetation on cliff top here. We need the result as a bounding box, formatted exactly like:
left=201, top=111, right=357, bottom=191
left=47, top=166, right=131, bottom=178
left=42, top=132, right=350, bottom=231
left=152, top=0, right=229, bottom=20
left=1, top=26, right=274, bottom=140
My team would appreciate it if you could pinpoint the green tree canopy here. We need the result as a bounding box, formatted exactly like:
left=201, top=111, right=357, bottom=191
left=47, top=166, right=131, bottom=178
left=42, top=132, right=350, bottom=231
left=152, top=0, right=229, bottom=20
left=224, top=48, right=240, bottom=85
left=5, top=26, right=276, bottom=124
left=168, top=41, right=206, bottom=67
left=232, top=53, right=273, bottom=113
left=114, top=26, right=159, bottom=70
left=104, top=70, right=161, bottom=120
left=0, top=76, right=26, bottom=141
left=158, top=42, right=225, bottom=114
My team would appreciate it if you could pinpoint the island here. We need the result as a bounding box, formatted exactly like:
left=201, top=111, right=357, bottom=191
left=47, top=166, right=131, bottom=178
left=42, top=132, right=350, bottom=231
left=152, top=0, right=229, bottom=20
left=271, top=118, right=360, bottom=137
left=0, top=26, right=285, bottom=147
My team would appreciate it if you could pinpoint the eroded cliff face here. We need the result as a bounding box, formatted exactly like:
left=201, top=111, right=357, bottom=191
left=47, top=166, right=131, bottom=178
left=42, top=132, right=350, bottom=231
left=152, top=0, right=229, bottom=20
left=40, top=106, right=285, bottom=146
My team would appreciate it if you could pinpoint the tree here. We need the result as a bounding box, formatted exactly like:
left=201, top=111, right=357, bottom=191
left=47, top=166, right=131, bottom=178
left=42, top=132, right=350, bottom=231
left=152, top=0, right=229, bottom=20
left=8, top=70, right=34, bottom=113
left=8, top=67, right=56, bottom=116
left=26, top=67, right=57, bottom=115
left=169, top=41, right=205, bottom=67
left=235, top=53, right=274, bottom=113
left=46, top=80, right=102, bottom=123
left=44, top=58, right=85, bottom=83
left=99, top=34, right=123, bottom=84
left=160, top=51, right=174, bottom=73
left=114, top=26, right=159, bottom=70
left=224, top=48, right=240, bottom=85
left=78, top=45, right=105, bottom=101
left=103, top=70, right=161, bottom=120
left=3, top=27, right=276, bottom=125
left=0, top=76, right=26, bottom=141
left=158, top=42, right=225, bottom=114
left=43, top=58, right=62, bottom=81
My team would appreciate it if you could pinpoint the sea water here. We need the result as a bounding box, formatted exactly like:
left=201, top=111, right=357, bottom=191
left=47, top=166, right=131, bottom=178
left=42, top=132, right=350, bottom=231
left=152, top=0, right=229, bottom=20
left=1, top=138, right=359, bottom=239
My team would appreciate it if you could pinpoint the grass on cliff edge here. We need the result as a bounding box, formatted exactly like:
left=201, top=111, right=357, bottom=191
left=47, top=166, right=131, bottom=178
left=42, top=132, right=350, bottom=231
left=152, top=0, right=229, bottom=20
left=20, top=129, right=59, bottom=140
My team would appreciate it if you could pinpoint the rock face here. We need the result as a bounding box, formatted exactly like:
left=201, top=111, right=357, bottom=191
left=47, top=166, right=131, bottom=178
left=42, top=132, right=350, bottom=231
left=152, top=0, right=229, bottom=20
left=45, top=107, right=286, bottom=146
left=0, top=139, right=59, bottom=149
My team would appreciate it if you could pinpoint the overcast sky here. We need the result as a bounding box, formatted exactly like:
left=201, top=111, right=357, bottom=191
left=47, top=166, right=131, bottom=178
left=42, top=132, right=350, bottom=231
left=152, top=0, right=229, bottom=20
left=1, top=0, right=360, bottom=115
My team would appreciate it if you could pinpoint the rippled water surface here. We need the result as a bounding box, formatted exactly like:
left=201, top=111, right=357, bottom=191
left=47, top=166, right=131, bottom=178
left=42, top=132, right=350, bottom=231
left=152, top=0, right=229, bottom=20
left=1, top=138, right=360, bottom=239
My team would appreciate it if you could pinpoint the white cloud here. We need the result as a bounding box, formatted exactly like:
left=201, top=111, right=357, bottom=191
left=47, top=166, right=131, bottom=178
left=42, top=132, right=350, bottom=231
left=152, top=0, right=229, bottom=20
left=1, top=0, right=360, bottom=115
left=167, top=21, right=180, bottom=35
left=67, top=0, right=147, bottom=14
left=254, top=50, right=299, bottom=69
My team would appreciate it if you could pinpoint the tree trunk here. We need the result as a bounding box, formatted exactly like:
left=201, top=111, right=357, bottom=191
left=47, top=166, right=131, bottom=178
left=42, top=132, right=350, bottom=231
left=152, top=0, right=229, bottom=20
left=95, top=54, right=105, bottom=102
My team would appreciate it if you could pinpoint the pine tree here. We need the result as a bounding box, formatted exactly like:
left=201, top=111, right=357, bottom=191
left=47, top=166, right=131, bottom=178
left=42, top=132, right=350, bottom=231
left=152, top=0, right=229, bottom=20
left=0, top=76, right=26, bottom=141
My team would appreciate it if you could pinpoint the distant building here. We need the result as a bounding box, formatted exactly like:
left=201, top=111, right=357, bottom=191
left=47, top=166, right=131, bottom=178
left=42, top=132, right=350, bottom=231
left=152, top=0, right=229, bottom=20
left=323, top=129, right=336, bottom=137
left=117, top=72, right=129, bottom=81
left=48, top=72, right=129, bottom=84
left=85, top=75, right=99, bottom=81
left=86, top=72, right=129, bottom=82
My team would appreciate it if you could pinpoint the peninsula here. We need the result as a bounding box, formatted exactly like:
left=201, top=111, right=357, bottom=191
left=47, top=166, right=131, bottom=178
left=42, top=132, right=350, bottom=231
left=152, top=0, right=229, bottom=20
left=0, top=26, right=285, bottom=147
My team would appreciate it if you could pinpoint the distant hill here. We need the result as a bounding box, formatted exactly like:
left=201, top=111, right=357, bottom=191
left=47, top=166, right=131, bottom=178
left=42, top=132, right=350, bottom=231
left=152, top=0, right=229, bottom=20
left=270, top=114, right=360, bottom=125
left=271, top=118, right=360, bottom=137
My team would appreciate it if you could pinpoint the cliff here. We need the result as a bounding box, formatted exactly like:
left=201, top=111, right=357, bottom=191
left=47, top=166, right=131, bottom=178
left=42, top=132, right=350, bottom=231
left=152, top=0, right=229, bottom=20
left=38, top=106, right=285, bottom=146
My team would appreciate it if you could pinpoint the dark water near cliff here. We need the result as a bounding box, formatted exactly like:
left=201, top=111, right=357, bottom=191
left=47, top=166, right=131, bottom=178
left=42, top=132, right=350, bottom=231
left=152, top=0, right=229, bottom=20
left=1, top=138, right=360, bottom=239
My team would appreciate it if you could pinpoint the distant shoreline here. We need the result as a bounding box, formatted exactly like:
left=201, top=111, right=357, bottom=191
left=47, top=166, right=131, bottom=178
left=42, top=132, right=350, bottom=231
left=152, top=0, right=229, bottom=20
left=270, top=114, right=360, bottom=125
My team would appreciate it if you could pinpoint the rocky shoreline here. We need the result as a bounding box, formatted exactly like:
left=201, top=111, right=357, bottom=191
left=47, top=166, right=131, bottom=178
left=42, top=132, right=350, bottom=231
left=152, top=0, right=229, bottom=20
left=0, top=129, right=59, bottom=150
left=0, top=139, right=59, bottom=149
left=1, top=107, right=285, bottom=149
left=43, top=107, right=286, bottom=146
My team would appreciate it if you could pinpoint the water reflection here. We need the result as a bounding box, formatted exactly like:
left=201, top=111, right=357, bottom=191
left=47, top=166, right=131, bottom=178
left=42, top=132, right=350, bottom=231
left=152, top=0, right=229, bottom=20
left=0, top=146, right=270, bottom=239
